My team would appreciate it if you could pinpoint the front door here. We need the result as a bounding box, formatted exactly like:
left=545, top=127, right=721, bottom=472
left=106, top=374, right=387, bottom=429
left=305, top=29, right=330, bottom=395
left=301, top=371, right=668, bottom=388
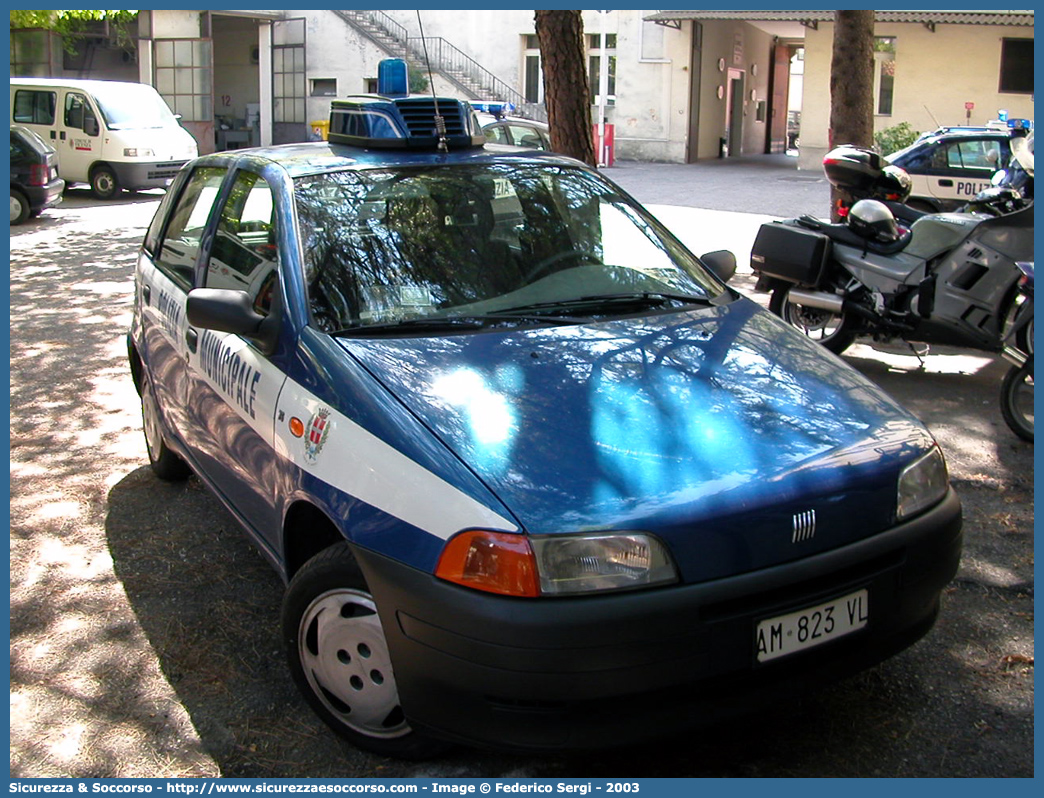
left=57, top=90, right=102, bottom=184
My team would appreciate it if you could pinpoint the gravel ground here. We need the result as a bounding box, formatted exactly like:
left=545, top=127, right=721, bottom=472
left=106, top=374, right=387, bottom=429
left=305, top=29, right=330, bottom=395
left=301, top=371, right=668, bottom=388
left=9, top=172, right=1033, bottom=779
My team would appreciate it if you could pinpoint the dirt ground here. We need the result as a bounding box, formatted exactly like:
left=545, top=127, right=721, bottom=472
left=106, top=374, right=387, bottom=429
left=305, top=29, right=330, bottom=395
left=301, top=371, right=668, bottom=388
left=9, top=187, right=1033, bottom=779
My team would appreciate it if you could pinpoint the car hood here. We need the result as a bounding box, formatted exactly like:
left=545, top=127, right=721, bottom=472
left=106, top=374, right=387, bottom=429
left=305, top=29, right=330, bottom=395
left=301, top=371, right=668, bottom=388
left=338, top=298, right=936, bottom=582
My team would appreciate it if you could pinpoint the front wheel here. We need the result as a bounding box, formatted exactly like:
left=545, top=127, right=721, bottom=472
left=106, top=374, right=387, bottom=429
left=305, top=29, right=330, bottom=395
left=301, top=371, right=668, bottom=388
left=282, top=543, right=448, bottom=759
left=769, top=284, right=858, bottom=355
left=90, top=165, right=120, bottom=200
left=1000, top=362, right=1034, bottom=442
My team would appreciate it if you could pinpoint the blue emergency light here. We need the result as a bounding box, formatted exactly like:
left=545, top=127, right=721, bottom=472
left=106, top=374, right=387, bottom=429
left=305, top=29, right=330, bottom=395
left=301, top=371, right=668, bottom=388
left=328, top=59, right=486, bottom=149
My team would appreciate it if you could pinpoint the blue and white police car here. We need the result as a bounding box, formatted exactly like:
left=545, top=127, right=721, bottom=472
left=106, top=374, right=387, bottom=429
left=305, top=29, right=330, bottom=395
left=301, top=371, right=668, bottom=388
left=128, top=72, right=962, bottom=757
left=886, top=123, right=1023, bottom=212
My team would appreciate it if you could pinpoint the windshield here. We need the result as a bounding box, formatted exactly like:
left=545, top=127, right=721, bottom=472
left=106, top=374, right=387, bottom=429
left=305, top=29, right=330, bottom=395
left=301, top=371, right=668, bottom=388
left=91, top=83, right=179, bottom=130
left=294, top=163, right=724, bottom=333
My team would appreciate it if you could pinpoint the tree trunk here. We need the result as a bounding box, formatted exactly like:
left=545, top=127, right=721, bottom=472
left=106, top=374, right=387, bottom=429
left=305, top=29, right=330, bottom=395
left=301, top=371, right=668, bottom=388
left=829, top=10, right=875, bottom=219
left=534, top=10, right=596, bottom=167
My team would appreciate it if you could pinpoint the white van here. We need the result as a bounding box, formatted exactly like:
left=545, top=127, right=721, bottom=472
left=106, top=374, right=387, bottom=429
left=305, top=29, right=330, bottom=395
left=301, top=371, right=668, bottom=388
left=10, top=77, right=198, bottom=199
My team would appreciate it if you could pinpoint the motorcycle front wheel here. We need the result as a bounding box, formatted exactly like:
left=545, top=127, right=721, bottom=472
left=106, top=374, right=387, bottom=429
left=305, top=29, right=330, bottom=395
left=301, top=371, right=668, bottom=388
left=1000, top=362, right=1034, bottom=442
left=769, top=285, right=858, bottom=355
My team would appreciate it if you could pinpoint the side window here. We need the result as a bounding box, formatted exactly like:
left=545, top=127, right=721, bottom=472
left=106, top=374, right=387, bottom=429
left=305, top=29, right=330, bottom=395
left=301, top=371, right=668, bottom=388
left=483, top=124, right=509, bottom=145
left=508, top=124, right=547, bottom=150
left=13, top=90, right=56, bottom=125
left=155, top=166, right=228, bottom=291
left=205, top=171, right=278, bottom=317
left=64, top=93, right=86, bottom=129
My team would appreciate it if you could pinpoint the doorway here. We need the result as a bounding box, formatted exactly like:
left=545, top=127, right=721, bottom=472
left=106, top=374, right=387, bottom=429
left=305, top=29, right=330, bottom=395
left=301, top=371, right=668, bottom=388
left=724, top=68, right=744, bottom=157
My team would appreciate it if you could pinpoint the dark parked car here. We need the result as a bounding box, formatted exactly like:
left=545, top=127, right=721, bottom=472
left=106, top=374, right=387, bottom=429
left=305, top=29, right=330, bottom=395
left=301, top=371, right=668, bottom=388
left=10, top=124, right=63, bottom=225
left=128, top=81, right=962, bottom=758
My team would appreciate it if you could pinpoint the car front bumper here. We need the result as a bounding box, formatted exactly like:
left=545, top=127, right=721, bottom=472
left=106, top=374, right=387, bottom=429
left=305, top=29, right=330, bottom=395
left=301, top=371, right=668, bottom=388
left=353, top=488, right=963, bottom=751
left=112, top=160, right=190, bottom=190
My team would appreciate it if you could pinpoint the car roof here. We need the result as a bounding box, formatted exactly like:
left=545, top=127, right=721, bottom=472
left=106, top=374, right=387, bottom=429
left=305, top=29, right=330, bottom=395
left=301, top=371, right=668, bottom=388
left=9, top=76, right=140, bottom=92
left=191, top=140, right=583, bottom=180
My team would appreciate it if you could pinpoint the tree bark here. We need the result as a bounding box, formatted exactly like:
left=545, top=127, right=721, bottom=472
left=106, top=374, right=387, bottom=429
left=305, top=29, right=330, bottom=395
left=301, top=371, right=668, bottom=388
left=829, top=10, right=875, bottom=219
left=534, top=10, right=596, bottom=167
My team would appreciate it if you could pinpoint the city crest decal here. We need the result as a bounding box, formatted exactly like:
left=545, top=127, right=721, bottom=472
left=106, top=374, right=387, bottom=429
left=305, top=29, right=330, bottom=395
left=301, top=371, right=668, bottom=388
left=304, top=407, right=332, bottom=464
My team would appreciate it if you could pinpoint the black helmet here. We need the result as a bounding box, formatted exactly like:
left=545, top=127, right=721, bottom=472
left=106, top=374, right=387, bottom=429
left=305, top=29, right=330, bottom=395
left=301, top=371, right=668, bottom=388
left=875, top=165, right=912, bottom=202
left=847, top=199, right=901, bottom=243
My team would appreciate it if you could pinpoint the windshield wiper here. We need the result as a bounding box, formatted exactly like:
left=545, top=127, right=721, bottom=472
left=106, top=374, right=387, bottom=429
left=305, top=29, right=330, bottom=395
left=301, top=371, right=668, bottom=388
left=493, top=292, right=712, bottom=317
left=330, top=312, right=579, bottom=337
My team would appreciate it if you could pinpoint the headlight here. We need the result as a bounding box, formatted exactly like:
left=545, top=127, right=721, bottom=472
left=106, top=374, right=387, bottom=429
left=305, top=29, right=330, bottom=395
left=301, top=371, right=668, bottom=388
left=531, top=533, right=677, bottom=595
left=897, top=446, right=949, bottom=519
left=435, top=530, right=678, bottom=597
left=124, top=148, right=155, bottom=157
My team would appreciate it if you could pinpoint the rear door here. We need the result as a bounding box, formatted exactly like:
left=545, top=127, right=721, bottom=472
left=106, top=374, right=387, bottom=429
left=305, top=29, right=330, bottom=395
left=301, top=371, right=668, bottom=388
left=138, top=164, right=229, bottom=452
left=181, top=167, right=289, bottom=551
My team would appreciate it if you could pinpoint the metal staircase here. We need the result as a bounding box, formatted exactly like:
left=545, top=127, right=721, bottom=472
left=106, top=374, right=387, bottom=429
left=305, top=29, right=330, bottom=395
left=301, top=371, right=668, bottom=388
left=333, top=10, right=545, bottom=120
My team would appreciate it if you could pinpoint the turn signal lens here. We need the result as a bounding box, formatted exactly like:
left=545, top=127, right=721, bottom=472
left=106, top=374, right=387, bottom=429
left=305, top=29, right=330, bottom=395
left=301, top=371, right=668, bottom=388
left=435, top=530, right=539, bottom=597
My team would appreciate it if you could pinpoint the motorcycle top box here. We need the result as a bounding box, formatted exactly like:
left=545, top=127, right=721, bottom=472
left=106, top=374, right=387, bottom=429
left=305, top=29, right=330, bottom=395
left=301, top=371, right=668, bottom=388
left=751, top=222, right=831, bottom=286
left=823, top=145, right=888, bottom=192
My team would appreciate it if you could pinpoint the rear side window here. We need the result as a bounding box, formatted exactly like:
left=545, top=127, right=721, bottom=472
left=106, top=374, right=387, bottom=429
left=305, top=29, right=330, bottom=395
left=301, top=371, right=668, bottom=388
left=205, top=171, right=279, bottom=317
left=154, top=166, right=228, bottom=291
left=12, top=89, right=57, bottom=125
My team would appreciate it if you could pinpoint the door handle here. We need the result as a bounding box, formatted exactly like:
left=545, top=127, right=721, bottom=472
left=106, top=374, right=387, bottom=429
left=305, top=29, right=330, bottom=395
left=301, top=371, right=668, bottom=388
left=142, top=284, right=151, bottom=305
left=939, top=179, right=954, bottom=187
left=186, top=328, right=198, bottom=354
left=59, top=131, right=66, bottom=141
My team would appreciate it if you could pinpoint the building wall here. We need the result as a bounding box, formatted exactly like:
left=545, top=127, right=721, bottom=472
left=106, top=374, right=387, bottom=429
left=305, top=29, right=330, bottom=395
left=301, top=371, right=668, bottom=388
left=799, top=21, right=1035, bottom=169
left=692, top=20, right=777, bottom=161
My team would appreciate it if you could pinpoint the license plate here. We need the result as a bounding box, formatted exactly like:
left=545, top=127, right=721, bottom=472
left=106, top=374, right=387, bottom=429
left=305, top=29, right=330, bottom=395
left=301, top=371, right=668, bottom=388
left=755, top=588, right=868, bottom=663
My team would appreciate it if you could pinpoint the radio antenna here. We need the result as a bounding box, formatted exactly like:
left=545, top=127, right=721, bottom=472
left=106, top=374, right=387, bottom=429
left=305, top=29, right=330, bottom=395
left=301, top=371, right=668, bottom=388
left=416, top=11, right=448, bottom=153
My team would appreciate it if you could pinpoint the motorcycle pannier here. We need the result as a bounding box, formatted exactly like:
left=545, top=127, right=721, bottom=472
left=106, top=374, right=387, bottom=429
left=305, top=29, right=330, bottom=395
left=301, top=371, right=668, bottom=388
left=750, top=223, right=831, bottom=286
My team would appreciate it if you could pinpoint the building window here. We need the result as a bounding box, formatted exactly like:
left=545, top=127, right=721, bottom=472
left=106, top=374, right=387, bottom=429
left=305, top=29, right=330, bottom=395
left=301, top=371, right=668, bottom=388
left=10, top=29, right=58, bottom=77
left=873, top=37, right=896, bottom=116
left=587, top=33, right=617, bottom=106
left=523, top=34, right=543, bottom=104
left=310, top=78, right=337, bottom=97
left=999, top=38, right=1033, bottom=94
left=154, top=39, right=213, bottom=122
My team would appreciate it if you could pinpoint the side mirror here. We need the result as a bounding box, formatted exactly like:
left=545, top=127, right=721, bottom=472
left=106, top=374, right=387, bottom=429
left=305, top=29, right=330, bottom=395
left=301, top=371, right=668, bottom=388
left=701, top=249, right=737, bottom=283
left=186, top=288, right=279, bottom=355
left=83, top=114, right=99, bottom=136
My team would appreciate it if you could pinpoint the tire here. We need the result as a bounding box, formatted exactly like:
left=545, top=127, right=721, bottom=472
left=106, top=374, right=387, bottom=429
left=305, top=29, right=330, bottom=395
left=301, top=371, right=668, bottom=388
left=282, top=543, right=448, bottom=759
left=769, top=284, right=858, bottom=355
left=1000, top=362, right=1034, bottom=442
left=10, top=189, right=30, bottom=225
left=90, top=165, right=120, bottom=200
left=140, top=372, right=191, bottom=480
